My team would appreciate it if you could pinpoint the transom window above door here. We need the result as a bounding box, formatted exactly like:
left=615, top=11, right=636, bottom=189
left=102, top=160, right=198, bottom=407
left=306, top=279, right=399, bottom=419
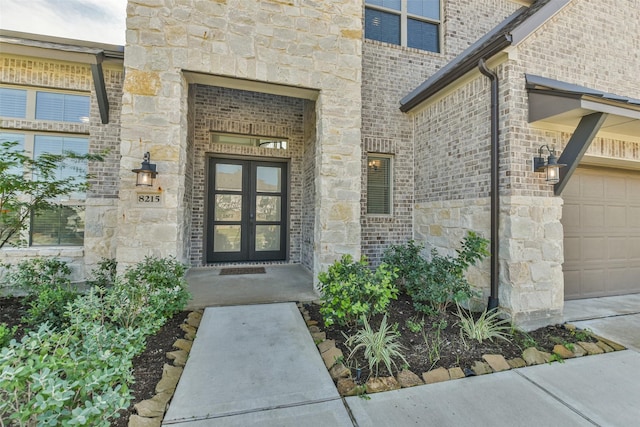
left=211, top=133, right=288, bottom=150
left=365, top=0, right=441, bottom=53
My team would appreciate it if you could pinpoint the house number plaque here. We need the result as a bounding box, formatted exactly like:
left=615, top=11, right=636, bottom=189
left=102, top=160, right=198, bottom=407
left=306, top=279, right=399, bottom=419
left=136, top=192, right=163, bottom=206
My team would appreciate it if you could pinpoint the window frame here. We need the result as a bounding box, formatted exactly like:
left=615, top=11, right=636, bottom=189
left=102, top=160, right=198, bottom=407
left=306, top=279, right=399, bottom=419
left=364, top=0, right=442, bottom=53
left=366, top=154, right=394, bottom=216
left=0, top=84, right=92, bottom=249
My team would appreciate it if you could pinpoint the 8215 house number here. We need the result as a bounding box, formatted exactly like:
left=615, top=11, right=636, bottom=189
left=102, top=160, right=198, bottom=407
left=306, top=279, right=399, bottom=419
left=136, top=193, right=162, bottom=205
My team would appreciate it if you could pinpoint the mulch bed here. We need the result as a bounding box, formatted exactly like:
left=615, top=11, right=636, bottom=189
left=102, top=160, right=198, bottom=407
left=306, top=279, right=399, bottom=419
left=305, top=293, right=596, bottom=379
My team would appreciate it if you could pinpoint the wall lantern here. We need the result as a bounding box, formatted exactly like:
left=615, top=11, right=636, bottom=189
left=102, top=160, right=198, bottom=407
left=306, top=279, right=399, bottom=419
left=533, top=145, right=566, bottom=184
left=132, top=152, right=157, bottom=186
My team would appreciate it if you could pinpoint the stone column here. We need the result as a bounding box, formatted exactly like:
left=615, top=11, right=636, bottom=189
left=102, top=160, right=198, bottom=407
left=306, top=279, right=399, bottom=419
left=500, top=196, right=565, bottom=329
left=115, top=69, right=190, bottom=269
left=313, top=91, right=362, bottom=281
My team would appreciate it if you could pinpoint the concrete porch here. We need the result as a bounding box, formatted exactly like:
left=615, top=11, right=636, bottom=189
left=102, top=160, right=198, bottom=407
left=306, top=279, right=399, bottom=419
left=185, top=264, right=319, bottom=310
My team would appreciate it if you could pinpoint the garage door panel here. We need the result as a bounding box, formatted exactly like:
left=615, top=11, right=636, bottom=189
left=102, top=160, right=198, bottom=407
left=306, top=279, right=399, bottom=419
left=607, top=268, right=639, bottom=294
left=605, top=177, right=627, bottom=199
left=562, top=167, right=640, bottom=299
left=608, top=237, right=629, bottom=260
left=630, top=208, right=640, bottom=227
left=605, top=206, right=626, bottom=227
left=582, top=237, right=605, bottom=260
left=580, top=269, right=605, bottom=296
left=630, top=239, right=640, bottom=258
left=562, top=204, right=580, bottom=231
left=563, top=270, right=582, bottom=299
left=563, top=237, right=581, bottom=261
left=581, top=174, right=604, bottom=198
left=582, top=205, right=605, bottom=227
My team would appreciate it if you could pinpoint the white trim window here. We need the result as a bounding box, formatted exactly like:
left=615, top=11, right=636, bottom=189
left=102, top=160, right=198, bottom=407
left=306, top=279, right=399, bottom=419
left=367, top=155, right=393, bottom=215
left=0, top=85, right=90, bottom=247
left=364, top=0, right=441, bottom=53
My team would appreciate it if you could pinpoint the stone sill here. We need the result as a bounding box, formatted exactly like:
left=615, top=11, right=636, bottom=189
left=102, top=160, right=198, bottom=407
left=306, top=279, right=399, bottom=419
left=0, top=246, right=84, bottom=258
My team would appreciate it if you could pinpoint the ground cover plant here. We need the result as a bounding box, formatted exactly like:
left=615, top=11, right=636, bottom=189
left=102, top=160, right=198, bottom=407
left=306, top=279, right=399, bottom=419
left=313, top=233, right=597, bottom=383
left=0, top=256, right=190, bottom=426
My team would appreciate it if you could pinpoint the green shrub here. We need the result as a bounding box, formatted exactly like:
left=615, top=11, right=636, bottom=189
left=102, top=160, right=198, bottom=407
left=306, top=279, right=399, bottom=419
left=0, top=255, right=190, bottom=426
left=0, top=323, right=139, bottom=426
left=318, top=255, right=398, bottom=327
left=5, top=257, right=71, bottom=291
left=24, top=285, right=78, bottom=328
left=456, top=305, right=512, bottom=344
left=382, top=240, right=426, bottom=291
left=86, top=258, right=117, bottom=288
left=397, top=232, right=489, bottom=315
left=5, top=258, right=78, bottom=328
left=111, top=256, right=190, bottom=328
left=345, top=315, right=408, bottom=378
left=70, top=256, right=190, bottom=331
left=0, top=323, right=17, bottom=348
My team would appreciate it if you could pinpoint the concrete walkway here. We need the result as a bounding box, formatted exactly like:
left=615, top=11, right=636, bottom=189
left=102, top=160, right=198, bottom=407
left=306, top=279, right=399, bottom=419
left=164, top=298, right=640, bottom=426
left=184, top=265, right=318, bottom=310
left=162, top=303, right=353, bottom=426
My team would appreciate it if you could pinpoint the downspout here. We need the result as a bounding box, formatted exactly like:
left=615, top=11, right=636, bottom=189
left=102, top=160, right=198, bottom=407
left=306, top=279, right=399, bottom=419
left=478, top=59, right=499, bottom=311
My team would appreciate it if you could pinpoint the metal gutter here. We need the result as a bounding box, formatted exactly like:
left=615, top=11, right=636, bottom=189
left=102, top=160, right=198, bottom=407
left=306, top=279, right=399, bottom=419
left=0, top=30, right=123, bottom=124
left=399, top=35, right=512, bottom=112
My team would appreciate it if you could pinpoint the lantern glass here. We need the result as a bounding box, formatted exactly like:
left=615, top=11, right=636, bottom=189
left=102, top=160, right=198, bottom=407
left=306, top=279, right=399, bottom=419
left=136, top=170, right=154, bottom=186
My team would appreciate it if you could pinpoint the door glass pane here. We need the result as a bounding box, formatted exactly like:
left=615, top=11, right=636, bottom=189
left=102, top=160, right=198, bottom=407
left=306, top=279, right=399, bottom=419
left=215, top=164, right=243, bottom=191
left=215, top=195, right=242, bottom=221
left=255, top=225, right=281, bottom=251
left=213, top=225, right=241, bottom=252
left=256, top=196, right=281, bottom=221
left=256, top=166, right=281, bottom=192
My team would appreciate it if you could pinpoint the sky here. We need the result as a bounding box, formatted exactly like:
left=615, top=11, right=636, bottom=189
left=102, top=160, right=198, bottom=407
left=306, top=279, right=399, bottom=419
left=0, top=0, right=127, bottom=45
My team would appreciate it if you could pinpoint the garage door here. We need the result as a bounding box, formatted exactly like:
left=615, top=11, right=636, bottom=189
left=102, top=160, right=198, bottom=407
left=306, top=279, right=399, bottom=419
left=562, top=167, right=640, bottom=299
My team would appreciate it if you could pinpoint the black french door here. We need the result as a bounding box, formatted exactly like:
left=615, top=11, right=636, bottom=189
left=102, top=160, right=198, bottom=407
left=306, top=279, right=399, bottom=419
left=207, top=158, right=287, bottom=263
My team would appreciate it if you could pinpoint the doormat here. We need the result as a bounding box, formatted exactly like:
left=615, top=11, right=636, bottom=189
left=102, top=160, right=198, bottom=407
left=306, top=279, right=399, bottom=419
left=219, top=267, right=266, bottom=276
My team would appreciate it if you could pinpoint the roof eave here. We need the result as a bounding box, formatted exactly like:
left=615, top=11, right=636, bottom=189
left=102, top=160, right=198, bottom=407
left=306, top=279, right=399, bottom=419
left=399, top=34, right=512, bottom=113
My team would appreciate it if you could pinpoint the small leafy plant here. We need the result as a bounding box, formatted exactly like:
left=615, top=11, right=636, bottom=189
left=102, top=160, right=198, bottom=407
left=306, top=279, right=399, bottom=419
left=344, top=315, right=408, bottom=378
left=571, top=328, right=593, bottom=342
left=456, top=305, right=512, bottom=344
left=405, top=315, right=425, bottom=333
left=0, top=323, right=17, bottom=348
left=4, top=258, right=78, bottom=329
left=318, top=255, right=398, bottom=327
left=422, top=320, right=447, bottom=370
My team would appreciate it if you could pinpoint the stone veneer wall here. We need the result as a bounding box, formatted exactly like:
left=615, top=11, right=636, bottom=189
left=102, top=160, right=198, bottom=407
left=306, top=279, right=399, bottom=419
left=189, top=85, right=305, bottom=266
left=0, top=54, right=123, bottom=280
left=119, top=0, right=363, bottom=278
left=360, top=0, right=519, bottom=264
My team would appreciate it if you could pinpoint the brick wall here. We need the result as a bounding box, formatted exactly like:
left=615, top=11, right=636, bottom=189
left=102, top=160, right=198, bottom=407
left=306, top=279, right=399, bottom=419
left=189, top=85, right=305, bottom=266
left=360, top=0, right=519, bottom=264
